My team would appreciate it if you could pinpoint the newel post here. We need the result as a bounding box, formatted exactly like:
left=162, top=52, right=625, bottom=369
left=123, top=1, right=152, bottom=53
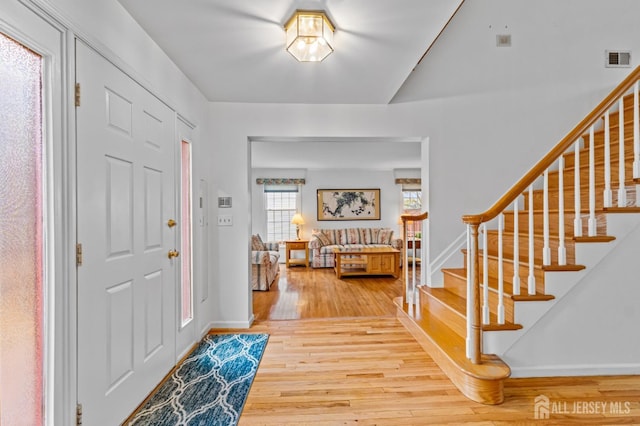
left=464, top=218, right=482, bottom=364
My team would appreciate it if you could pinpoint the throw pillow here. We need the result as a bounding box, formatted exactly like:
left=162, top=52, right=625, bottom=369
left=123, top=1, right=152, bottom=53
left=312, top=231, right=331, bottom=247
left=251, top=234, right=266, bottom=251
left=377, top=229, right=394, bottom=245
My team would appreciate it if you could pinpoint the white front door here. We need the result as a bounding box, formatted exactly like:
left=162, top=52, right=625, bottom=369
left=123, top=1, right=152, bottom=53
left=76, top=41, right=178, bottom=425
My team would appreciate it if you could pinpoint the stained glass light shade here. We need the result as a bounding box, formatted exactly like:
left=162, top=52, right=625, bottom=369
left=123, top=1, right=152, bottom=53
left=285, top=10, right=335, bottom=62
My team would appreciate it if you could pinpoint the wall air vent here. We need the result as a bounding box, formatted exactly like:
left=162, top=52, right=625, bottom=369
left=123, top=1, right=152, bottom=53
left=606, top=50, right=631, bottom=68
left=496, top=34, right=511, bottom=47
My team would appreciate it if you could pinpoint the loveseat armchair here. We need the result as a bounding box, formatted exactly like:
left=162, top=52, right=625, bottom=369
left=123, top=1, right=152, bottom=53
left=251, top=235, right=280, bottom=291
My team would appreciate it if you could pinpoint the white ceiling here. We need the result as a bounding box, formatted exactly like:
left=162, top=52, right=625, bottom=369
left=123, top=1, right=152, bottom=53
left=117, top=0, right=463, bottom=105
left=117, top=0, right=460, bottom=169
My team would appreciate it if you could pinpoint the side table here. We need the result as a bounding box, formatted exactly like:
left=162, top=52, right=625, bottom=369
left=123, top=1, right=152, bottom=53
left=285, top=240, right=309, bottom=268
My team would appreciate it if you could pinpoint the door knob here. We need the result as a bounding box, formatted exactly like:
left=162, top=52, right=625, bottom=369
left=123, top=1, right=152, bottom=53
left=167, top=219, right=177, bottom=228
left=168, top=250, right=180, bottom=259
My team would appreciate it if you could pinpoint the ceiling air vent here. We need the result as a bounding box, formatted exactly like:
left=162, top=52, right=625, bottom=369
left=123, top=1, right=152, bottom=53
left=606, top=50, right=631, bottom=68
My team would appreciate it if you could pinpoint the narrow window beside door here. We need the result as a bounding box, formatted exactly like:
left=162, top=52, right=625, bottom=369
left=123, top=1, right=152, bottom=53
left=181, top=140, right=193, bottom=325
left=0, top=32, right=45, bottom=425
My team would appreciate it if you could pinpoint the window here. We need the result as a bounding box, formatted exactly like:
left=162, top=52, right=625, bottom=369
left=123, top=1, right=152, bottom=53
left=402, top=186, right=422, bottom=238
left=403, top=190, right=422, bottom=211
left=0, top=32, right=44, bottom=425
left=180, top=140, right=193, bottom=326
left=264, top=184, right=299, bottom=242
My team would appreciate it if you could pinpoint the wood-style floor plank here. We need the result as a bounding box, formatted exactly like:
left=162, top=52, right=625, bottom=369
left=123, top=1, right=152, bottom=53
left=228, top=266, right=640, bottom=424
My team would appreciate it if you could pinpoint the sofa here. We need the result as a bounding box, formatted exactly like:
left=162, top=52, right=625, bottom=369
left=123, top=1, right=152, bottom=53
left=251, top=235, right=280, bottom=291
left=309, top=227, right=402, bottom=268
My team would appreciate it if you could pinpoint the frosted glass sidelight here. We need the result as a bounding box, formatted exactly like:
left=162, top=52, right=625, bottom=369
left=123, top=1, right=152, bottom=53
left=181, top=141, right=193, bottom=325
left=0, top=33, right=44, bottom=425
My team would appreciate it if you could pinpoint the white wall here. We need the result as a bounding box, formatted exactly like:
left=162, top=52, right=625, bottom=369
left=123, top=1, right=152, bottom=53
left=503, top=220, right=640, bottom=377
left=210, top=0, right=640, bottom=327
left=251, top=167, right=407, bottom=241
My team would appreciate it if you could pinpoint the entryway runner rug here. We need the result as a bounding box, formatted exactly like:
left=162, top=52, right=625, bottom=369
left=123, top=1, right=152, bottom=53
left=126, top=333, right=269, bottom=426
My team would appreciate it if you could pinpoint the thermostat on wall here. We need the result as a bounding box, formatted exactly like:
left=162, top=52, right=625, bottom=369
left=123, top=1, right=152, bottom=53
left=218, top=196, right=232, bottom=208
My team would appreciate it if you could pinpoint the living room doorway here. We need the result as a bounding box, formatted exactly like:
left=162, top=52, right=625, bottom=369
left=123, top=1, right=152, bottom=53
left=249, top=137, right=425, bottom=318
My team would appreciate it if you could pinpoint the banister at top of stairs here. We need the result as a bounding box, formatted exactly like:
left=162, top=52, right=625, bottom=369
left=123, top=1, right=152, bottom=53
left=401, top=212, right=428, bottom=306
left=463, top=65, right=640, bottom=226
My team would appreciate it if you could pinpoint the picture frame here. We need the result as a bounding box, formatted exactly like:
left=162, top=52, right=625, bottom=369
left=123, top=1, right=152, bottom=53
left=317, top=189, right=381, bottom=221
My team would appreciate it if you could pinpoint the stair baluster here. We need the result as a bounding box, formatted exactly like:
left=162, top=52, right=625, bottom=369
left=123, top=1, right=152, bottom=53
left=604, top=112, right=613, bottom=207
left=497, top=214, right=505, bottom=324
left=558, top=156, right=567, bottom=265
left=618, top=98, right=627, bottom=206
left=527, top=185, right=535, bottom=294
left=634, top=81, right=639, bottom=179
left=588, top=126, right=597, bottom=236
left=574, top=139, right=583, bottom=236
left=543, top=170, right=551, bottom=265
left=512, top=198, right=521, bottom=294
left=482, top=223, right=490, bottom=324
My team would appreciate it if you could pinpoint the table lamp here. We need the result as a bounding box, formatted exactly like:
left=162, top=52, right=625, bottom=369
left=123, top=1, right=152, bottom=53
left=291, top=214, right=305, bottom=240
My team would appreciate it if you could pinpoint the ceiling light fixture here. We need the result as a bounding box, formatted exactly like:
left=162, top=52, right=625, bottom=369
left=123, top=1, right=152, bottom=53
left=284, top=10, right=335, bottom=62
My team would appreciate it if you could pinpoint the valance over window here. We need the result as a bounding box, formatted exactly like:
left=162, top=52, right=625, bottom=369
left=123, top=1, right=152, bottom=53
left=256, top=178, right=305, bottom=185
left=395, top=178, right=421, bottom=191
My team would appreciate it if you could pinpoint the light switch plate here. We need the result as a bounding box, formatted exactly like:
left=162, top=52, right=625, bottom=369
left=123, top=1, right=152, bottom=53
left=217, top=215, right=233, bottom=226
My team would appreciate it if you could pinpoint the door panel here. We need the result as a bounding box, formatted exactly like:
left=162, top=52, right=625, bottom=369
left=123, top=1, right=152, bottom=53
left=76, top=41, right=177, bottom=425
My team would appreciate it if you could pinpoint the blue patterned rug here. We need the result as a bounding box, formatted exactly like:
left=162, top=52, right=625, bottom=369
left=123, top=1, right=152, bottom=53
left=127, top=333, right=268, bottom=426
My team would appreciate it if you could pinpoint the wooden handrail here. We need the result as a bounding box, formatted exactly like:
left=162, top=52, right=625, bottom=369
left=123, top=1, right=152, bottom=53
left=463, top=65, right=640, bottom=225
left=401, top=212, right=428, bottom=222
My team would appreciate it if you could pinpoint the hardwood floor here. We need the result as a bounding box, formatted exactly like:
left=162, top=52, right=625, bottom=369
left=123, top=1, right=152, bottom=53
left=252, top=265, right=402, bottom=320
left=233, top=265, right=640, bottom=424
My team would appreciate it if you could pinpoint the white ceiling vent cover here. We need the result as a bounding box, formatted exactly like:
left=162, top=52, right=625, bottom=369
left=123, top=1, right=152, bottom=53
left=606, top=50, right=631, bottom=68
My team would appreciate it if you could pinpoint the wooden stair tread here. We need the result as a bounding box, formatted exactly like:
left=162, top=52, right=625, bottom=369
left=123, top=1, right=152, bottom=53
left=422, top=285, right=467, bottom=315
left=603, top=206, right=640, bottom=213
left=394, top=297, right=509, bottom=405
left=573, top=235, right=616, bottom=243
left=542, top=264, right=586, bottom=271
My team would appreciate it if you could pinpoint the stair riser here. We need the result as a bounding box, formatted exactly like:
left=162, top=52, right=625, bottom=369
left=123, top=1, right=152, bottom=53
left=485, top=231, right=576, bottom=265
left=564, top=137, right=635, bottom=169
left=418, top=286, right=467, bottom=338
left=524, top=187, right=637, bottom=211
left=502, top=210, right=607, bottom=237
left=441, top=271, right=515, bottom=324
left=463, top=251, right=546, bottom=294
left=547, top=161, right=635, bottom=189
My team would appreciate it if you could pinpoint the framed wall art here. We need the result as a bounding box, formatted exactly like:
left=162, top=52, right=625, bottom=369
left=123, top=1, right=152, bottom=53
left=317, top=189, right=380, bottom=221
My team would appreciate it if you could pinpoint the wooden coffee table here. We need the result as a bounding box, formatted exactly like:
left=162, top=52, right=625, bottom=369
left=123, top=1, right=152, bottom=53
left=333, top=247, right=400, bottom=279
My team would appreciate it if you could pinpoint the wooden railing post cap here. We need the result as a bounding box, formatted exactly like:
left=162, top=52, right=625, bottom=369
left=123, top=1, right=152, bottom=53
left=462, top=215, right=483, bottom=226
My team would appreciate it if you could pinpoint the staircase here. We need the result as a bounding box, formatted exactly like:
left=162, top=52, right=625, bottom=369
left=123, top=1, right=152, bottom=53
left=396, top=66, right=640, bottom=404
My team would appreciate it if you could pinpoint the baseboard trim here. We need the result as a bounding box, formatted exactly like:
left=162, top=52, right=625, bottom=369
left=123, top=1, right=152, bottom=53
left=509, top=363, right=640, bottom=378
left=209, top=320, right=253, bottom=329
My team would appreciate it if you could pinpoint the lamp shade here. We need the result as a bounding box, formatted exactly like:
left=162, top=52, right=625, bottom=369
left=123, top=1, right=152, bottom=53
left=291, top=213, right=305, bottom=225
left=284, top=10, right=334, bottom=62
